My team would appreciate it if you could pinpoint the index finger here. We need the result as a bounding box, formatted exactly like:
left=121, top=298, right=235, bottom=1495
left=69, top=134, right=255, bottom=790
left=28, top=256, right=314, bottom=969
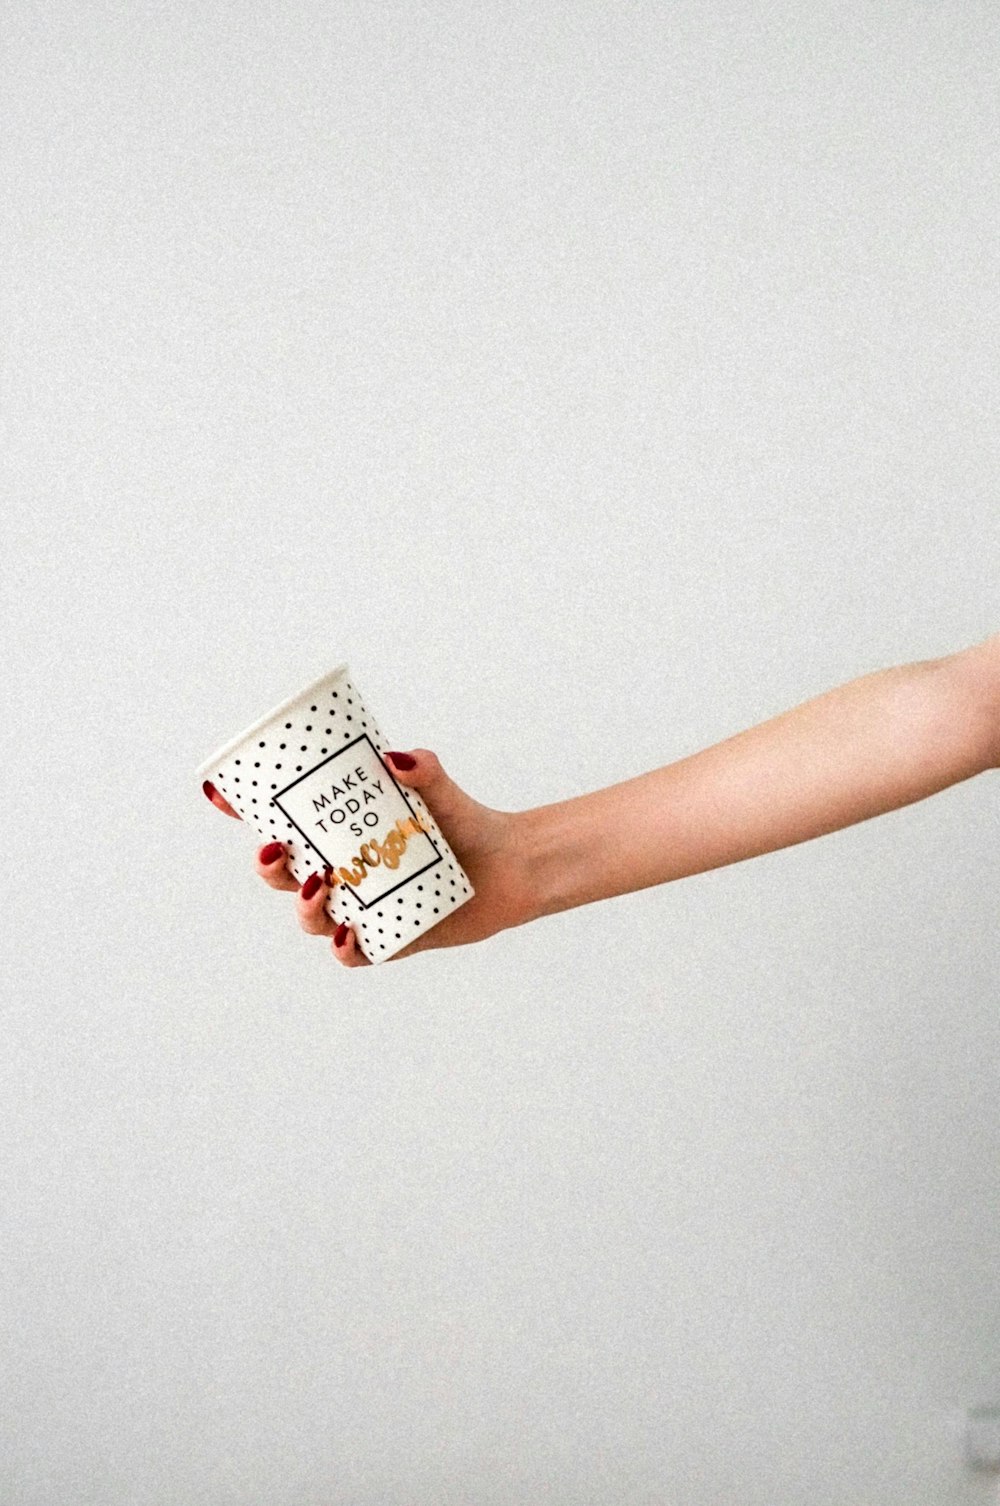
left=203, top=781, right=242, bottom=819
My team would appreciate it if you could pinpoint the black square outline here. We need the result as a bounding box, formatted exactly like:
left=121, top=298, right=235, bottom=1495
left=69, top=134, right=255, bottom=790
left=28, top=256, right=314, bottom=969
left=271, top=734, right=442, bottom=909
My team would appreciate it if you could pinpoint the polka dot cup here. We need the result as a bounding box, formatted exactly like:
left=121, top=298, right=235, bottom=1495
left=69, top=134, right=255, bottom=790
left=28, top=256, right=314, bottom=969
left=195, top=664, right=475, bottom=964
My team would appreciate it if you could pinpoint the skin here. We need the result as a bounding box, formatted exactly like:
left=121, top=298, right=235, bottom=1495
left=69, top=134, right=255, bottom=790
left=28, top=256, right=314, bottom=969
left=202, top=751, right=534, bottom=969
left=203, top=633, right=1000, bottom=970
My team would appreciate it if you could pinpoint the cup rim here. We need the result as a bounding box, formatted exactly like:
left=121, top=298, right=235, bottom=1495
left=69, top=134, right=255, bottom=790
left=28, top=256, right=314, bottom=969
left=195, top=662, right=351, bottom=781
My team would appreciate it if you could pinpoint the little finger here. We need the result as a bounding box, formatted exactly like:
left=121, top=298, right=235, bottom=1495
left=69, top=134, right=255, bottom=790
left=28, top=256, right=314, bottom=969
left=332, top=921, right=371, bottom=968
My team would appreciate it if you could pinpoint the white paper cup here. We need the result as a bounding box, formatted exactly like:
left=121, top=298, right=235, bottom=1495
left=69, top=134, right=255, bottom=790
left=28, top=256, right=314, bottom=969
left=196, top=664, right=475, bottom=964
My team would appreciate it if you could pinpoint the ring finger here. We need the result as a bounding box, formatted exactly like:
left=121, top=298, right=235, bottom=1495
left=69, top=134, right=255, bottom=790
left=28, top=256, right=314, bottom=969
left=298, top=869, right=341, bottom=936
left=298, top=871, right=372, bottom=968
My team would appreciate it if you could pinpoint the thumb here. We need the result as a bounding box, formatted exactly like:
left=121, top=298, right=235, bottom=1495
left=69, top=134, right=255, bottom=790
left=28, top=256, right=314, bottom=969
left=383, top=748, right=490, bottom=840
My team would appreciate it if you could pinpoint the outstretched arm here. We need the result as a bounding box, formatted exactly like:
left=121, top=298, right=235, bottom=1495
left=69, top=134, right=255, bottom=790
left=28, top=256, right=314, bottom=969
left=519, top=634, right=1000, bottom=923
left=205, top=634, right=998, bottom=966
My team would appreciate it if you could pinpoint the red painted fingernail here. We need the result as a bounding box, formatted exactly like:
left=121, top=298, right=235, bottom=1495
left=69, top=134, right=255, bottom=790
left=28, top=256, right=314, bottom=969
left=260, top=842, right=284, bottom=865
left=334, top=922, right=349, bottom=947
left=300, top=871, right=323, bottom=901
left=203, top=781, right=218, bottom=802
left=385, top=751, right=416, bottom=770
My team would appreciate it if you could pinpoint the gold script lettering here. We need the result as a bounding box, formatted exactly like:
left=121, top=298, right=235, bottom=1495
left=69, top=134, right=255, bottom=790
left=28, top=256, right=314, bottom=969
left=326, top=814, right=430, bottom=890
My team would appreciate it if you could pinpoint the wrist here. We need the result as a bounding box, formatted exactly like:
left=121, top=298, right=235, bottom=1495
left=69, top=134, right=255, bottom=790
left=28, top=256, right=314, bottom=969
left=511, top=804, right=569, bottom=926
left=511, top=786, right=632, bottom=926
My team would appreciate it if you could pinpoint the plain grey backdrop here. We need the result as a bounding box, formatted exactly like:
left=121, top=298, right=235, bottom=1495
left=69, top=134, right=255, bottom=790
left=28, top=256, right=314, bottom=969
left=2, top=2, right=998, bottom=1503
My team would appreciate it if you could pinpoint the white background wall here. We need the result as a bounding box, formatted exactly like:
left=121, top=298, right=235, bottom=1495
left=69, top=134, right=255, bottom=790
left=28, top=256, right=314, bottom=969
left=2, top=2, right=998, bottom=1502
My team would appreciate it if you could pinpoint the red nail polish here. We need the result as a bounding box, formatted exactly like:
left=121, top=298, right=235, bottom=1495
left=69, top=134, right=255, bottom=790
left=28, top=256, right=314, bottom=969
left=301, top=871, right=323, bottom=901
left=203, top=781, right=218, bottom=802
left=386, top=751, right=416, bottom=770
left=260, top=842, right=284, bottom=865
left=334, top=922, right=349, bottom=947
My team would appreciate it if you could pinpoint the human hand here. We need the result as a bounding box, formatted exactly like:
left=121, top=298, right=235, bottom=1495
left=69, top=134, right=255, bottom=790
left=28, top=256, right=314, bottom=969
left=202, top=749, right=534, bottom=968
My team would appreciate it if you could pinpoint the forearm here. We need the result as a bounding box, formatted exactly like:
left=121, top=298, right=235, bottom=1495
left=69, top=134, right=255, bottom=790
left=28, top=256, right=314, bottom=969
left=519, top=637, right=1000, bottom=922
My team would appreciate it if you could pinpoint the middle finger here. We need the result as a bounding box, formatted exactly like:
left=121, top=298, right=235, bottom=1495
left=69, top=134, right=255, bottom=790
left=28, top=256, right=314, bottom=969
left=256, top=842, right=300, bottom=891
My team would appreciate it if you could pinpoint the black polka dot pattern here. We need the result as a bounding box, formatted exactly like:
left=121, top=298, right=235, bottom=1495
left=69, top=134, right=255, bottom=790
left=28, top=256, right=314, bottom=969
left=201, top=668, right=474, bottom=963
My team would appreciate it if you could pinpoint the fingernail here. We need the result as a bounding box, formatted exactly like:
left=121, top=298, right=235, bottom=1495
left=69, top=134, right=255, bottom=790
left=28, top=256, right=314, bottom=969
left=260, top=842, right=284, bottom=865
left=301, top=871, right=324, bottom=901
left=334, top=922, right=349, bottom=947
left=385, top=751, right=416, bottom=770
left=203, top=780, right=218, bottom=802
